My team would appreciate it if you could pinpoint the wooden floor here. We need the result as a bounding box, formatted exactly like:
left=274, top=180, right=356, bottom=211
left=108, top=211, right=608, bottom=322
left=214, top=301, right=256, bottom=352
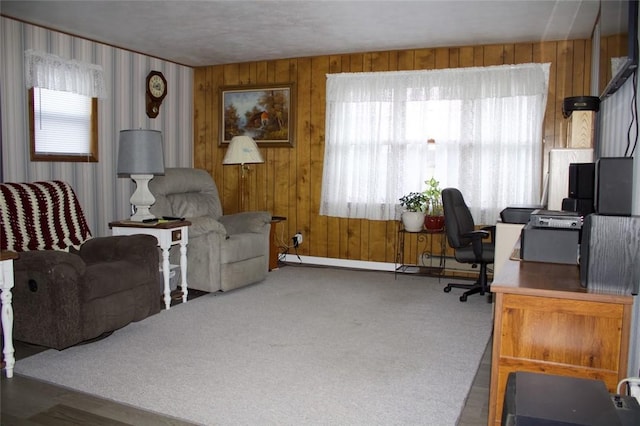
left=1, top=289, right=492, bottom=426
left=457, top=337, right=492, bottom=426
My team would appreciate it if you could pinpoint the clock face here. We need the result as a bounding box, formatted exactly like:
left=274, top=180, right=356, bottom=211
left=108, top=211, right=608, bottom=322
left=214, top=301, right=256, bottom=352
left=148, top=74, right=166, bottom=99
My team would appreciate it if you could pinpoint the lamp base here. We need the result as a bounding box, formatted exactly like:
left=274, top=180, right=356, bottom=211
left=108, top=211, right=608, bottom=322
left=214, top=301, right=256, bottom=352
left=130, top=208, right=155, bottom=222
left=129, top=174, right=157, bottom=222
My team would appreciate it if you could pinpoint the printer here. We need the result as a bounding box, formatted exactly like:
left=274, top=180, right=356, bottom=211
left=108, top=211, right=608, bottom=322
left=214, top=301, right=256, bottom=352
left=500, top=205, right=542, bottom=224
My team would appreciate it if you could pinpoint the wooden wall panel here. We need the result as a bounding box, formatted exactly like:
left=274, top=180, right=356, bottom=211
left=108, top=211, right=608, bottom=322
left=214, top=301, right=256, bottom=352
left=193, top=39, right=592, bottom=264
left=309, top=56, right=329, bottom=258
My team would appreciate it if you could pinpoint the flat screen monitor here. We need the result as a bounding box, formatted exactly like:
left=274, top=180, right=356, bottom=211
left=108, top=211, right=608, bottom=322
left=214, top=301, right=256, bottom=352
left=599, top=0, right=639, bottom=99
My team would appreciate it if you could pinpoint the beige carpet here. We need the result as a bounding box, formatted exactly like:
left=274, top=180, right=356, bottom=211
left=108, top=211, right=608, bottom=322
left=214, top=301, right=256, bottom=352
left=15, top=265, right=493, bottom=425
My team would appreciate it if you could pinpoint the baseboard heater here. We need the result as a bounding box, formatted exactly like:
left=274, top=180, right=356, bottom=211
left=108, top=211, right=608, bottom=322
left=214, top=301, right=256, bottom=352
left=281, top=254, right=492, bottom=278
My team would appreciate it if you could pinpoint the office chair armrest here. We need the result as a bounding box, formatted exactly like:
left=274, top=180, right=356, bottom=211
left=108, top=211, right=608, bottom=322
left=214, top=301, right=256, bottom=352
left=462, top=230, right=490, bottom=259
left=480, top=225, right=496, bottom=243
left=461, top=230, right=490, bottom=240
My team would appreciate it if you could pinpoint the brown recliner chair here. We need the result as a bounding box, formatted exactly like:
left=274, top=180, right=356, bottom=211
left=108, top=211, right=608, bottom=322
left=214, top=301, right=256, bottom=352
left=0, top=180, right=161, bottom=350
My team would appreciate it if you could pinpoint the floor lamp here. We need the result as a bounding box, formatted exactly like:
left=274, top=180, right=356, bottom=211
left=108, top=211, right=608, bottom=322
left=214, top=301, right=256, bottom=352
left=222, top=135, right=264, bottom=211
left=117, top=129, right=165, bottom=221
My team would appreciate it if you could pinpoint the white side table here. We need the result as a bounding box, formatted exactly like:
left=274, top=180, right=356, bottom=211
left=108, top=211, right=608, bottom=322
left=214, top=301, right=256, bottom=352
left=109, top=220, right=190, bottom=310
left=1, top=250, right=18, bottom=378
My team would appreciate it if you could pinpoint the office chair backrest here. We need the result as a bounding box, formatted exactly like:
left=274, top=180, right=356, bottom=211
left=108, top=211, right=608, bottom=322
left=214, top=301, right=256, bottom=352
left=442, top=188, right=476, bottom=249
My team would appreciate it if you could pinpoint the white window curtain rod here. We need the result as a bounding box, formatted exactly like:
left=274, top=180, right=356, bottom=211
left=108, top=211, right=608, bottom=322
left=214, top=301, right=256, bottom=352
left=24, top=49, right=107, bottom=99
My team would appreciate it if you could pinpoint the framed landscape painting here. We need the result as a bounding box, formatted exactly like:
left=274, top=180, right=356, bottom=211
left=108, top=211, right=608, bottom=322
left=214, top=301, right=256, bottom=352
left=220, top=83, right=295, bottom=147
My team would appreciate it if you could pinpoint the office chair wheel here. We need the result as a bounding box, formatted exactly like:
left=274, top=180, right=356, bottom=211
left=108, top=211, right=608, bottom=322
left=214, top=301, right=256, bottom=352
left=444, top=285, right=452, bottom=293
left=460, top=294, right=468, bottom=302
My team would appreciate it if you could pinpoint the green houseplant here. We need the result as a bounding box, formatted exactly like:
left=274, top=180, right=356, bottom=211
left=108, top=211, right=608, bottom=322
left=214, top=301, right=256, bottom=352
left=399, top=192, right=426, bottom=213
left=423, top=177, right=445, bottom=230
left=399, top=192, right=426, bottom=232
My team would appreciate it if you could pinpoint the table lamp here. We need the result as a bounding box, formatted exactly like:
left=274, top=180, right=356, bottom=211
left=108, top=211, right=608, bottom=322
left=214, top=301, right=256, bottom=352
left=117, top=129, right=165, bottom=221
left=222, top=135, right=264, bottom=211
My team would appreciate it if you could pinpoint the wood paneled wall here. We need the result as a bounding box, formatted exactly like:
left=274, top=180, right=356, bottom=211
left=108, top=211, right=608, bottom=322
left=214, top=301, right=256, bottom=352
left=193, top=39, right=591, bottom=264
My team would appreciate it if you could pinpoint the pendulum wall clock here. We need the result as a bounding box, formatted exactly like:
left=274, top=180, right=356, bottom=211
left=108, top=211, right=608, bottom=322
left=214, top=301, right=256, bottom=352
left=145, top=71, right=167, bottom=118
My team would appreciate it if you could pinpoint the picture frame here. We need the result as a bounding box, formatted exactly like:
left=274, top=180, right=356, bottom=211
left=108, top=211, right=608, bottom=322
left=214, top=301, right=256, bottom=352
left=220, top=83, right=295, bottom=147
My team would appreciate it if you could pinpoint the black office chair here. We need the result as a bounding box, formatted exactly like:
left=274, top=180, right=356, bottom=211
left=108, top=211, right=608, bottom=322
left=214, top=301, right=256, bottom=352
left=441, top=188, right=495, bottom=302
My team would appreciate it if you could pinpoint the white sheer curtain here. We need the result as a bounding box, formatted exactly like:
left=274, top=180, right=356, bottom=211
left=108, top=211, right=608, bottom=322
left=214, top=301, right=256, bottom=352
left=320, top=63, right=550, bottom=224
left=24, top=49, right=107, bottom=99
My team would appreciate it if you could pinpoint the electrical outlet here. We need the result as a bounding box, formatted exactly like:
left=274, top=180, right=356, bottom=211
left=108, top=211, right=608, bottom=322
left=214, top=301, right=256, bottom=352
left=294, top=232, right=303, bottom=247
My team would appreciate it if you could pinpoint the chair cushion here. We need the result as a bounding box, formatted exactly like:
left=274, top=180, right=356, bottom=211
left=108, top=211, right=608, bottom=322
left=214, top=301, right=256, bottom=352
left=218, top=211, right=271, bottom=235
left=150, top=168, right=224, bottom=219
left=168, top=193, right=219, bottom=218
left=187, top=216, right=227, bottom=238
left=82, top=260, right=154, bottom=301
left=454, top=244, right=495, bottom=264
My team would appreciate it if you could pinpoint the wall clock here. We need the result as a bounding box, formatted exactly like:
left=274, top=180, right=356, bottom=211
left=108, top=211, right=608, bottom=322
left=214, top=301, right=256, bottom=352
left=145, top=71, right=167, bottom=118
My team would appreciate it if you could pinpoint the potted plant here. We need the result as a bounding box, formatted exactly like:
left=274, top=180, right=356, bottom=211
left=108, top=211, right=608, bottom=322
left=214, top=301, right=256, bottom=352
left=399, top=192, right=426, bottom=232
left=423, top=177, right=445, bottom=230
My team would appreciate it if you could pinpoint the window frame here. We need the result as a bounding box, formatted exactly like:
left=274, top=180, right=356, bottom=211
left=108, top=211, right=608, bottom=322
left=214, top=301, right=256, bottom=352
left=28, top=87, right=99, bottom=162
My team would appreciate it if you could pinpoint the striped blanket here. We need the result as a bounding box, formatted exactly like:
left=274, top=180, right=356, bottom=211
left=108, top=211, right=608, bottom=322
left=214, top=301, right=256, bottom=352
left=0, top=180, right=92, bottom=252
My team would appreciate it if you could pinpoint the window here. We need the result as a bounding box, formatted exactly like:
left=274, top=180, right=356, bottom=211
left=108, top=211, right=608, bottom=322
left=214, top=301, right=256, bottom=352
left=24, top=49, right=106, bottom=162
left=320, top=64, right=550, bottom=224
left=29, top=87, right=98, bottom=162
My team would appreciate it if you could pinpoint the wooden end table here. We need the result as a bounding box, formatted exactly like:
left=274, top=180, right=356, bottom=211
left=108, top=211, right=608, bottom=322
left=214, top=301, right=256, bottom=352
left=109, top=220, right=190, bottom=310
left=270, top=216, right=286, bottom=271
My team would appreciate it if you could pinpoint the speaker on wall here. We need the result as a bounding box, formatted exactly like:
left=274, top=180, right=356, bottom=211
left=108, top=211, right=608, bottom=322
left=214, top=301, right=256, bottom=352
left=580, top=214, right=640, bottom=295
left=594, top=157, right=633, bottom=215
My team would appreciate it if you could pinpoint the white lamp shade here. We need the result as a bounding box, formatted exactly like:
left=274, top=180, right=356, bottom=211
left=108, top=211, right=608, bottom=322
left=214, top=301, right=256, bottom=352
left=222, top=135, right=264, bottom=165
left=117, top=129, right=165, bottom=175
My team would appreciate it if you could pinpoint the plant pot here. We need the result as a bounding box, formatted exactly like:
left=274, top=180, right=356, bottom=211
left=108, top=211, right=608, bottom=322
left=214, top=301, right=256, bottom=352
left=401, top=211, right=426, bottom=232
left=424, top=215, right=445, bottom=231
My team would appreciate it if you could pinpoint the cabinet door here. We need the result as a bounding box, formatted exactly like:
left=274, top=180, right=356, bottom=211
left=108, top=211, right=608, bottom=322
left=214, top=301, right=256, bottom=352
left=490, top=292, right=628, bottom=425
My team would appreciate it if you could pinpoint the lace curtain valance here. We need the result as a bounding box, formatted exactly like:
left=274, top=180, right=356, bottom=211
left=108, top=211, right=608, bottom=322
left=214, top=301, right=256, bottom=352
left=326, top=63, right=550, bottom=102
left=24, top=49, right=107, bottom=99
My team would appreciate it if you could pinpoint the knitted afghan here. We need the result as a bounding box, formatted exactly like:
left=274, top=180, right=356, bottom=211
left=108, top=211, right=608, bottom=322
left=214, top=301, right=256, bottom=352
left=0, top=180, right=92, bottom=252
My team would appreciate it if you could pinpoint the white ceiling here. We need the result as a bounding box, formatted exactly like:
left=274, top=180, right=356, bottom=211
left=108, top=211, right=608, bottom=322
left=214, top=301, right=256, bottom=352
left=1, top=0, right=601, bottom=67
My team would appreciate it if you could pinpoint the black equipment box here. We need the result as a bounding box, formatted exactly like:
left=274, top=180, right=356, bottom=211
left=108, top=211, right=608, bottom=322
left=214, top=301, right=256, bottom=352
left=530, top=209, right=583, bottom=229
left=502, top=371, right=640, bottom=426
left=500, top=205, right=542, bottom=224
left=520, top=223, right=579, bottom=265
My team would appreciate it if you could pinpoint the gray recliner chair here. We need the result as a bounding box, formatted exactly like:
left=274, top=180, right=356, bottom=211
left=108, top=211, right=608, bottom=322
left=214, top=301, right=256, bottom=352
left=149, top=168, right=271, bottom=292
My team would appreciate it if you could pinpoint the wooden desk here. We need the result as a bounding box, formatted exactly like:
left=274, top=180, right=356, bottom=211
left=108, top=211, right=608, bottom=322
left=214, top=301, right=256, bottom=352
left=488, top=258, right=633, bottom=426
